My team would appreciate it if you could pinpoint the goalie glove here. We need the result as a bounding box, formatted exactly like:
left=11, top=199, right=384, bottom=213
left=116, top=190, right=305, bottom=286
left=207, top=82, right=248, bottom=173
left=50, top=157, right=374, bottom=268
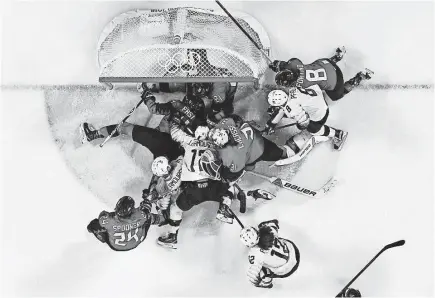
left=199, top=149, right=222, bottom=180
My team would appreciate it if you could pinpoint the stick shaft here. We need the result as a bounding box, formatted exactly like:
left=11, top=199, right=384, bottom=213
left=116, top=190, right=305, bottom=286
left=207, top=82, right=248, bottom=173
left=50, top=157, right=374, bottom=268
left=215, top=0, right=272, bottom=63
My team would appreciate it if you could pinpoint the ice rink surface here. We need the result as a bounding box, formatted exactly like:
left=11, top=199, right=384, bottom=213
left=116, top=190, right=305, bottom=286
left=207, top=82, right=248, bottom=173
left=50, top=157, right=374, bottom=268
left=1, top=1, right=434, bottom=297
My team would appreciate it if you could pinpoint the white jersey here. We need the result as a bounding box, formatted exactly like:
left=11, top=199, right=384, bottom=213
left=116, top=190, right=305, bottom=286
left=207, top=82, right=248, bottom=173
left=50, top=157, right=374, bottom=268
left=170, top=124, right=217, bottom=182
left=271, top=85, right=328, bottom=126
left=154, top=156, right=183, bottom=198
left=247, top=238, right=299, bottom=277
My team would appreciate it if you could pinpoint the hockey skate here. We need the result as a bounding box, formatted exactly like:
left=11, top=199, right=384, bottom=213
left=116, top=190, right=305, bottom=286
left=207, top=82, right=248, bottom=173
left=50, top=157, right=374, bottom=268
left=79, top=123, right=103, bottom=144
left=330, top=46, right=347, bottom=64
left=347, top=68, right=374, bottom=88
left=157, top=231, right=178, bottom=249
left=333, top=130, right=348, bottom=151
left=247, top=189, right=275, bottom=201
left=216, top=200, right=234, bottom=224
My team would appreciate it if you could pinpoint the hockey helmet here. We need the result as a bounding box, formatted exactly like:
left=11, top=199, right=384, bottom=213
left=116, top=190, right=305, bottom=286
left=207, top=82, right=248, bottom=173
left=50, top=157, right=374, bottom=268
left=208, top=127, right=229, bottom=147
left=151, top=156, right=171, bottom=177
left=195, top=126, right=210, bottom=140
left=115, top=196, right=135, bottom=218
left=258, top=225, right=277, bottom=250
left=240, top=227, right=259, bottom=248
left=268, top=90, right=288, bottom=107
left=191, top=82, right=212, bottom=97
left=275, top=70, right=297, bottom=87
left=341, top=288, right=362, bottom=297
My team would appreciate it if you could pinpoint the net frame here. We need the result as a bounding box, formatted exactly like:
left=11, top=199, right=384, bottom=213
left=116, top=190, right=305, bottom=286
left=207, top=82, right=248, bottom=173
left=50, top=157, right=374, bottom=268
left=97, top=7, right=271, bottom=85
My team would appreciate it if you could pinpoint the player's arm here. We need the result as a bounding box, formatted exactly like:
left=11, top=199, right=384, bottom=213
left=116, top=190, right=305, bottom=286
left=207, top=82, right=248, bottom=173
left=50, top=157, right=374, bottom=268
left=264, top=107, right=285, bottom=134
left=170, top=122, right=196, bottom=145
left=269, top=58, right=302, bottom=73
left=142, top=91, right=174, bottom=116
left=246, top=249, right=265, bottom=286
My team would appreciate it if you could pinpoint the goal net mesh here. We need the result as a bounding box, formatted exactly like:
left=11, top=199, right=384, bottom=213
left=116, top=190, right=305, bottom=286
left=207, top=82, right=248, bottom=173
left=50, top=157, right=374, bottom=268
left=97, top=7, right=270, bottom=83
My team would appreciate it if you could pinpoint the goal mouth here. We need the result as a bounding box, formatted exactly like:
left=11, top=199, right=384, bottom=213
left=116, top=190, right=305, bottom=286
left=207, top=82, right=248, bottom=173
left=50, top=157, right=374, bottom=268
left=97, top=7, right=271, bottom=84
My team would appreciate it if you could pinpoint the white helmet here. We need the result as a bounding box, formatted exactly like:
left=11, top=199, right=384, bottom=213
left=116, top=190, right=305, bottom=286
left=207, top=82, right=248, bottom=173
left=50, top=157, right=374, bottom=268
left=268, top=90, right=288, bottom=107
left=151, top=156, right=171, bottom=177
left=240, top=227, right=259, bottom=248
left=195, top=126, right=210, bottom=140
left=208, top=128, right=229, bottom=147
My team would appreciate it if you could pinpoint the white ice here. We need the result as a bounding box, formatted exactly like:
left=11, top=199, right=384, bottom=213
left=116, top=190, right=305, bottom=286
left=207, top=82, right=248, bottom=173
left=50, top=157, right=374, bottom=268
left=1, top=1, right=433, bottom=297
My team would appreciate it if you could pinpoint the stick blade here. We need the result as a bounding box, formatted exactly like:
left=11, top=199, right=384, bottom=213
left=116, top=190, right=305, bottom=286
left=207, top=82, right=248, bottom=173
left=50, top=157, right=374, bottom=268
left=313, top=177, right=339, bottom=198
left=384, top=240, right=406, bottom=250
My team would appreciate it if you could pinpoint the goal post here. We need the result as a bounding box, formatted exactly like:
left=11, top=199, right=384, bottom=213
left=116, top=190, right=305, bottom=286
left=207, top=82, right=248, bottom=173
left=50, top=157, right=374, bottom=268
left=97, top=7, right=271, bottom=87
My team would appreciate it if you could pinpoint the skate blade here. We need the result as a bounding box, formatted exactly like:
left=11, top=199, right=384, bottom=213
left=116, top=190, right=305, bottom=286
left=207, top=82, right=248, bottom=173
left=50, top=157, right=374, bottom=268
left=156, top=240, right=177, bottom=249
left=79, top=124, right=89, bottom=145
left=216, top=214, right=234, bottom=224
left=334, top=132, right=348, bottom=151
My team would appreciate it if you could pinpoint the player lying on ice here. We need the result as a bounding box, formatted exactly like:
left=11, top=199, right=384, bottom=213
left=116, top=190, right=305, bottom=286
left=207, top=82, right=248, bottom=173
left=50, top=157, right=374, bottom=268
left=269, top=46, right=373, bottom=101
left=240, top=219, right=300, bottom=288
left=138, top=80, right=237, bottom=133
left=87, top=196, right=165, bottom=251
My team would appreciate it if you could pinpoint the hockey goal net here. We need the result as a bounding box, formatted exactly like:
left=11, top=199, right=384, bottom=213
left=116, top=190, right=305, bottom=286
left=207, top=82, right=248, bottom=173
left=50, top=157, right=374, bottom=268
left=97, top=7, right=271, bottom=86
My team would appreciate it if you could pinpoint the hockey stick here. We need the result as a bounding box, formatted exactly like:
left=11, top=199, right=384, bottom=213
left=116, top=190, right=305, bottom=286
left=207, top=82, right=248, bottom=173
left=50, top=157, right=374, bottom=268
left=100, top=97, right=145, bottom=148
left=247, top=171, right=338, bottom=199
left=215, top=0, right=272, bottom=64
left=336, top=240, right=406, bottom=297
left=228, top=207, right=245, bottom=228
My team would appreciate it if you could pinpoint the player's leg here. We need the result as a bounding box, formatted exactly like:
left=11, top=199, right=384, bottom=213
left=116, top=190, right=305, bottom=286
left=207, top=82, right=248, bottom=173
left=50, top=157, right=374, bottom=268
left=157, top=199, right=183, bottom=249
left=306, top=109, right=348, bottom=151
left=79, top=122, right=134, bottom=144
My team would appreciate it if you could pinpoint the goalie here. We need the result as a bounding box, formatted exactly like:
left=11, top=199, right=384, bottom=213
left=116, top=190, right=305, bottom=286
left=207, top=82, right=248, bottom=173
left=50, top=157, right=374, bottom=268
left=269, top=46, right=373, bottom=101
left=240, top=219, right=300, bottom=288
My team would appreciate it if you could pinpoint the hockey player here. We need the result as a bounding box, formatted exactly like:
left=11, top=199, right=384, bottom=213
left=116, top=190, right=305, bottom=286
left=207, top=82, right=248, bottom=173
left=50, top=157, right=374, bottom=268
left=206, top=115, right=309, bottom=180
left=265, top=84, right=348, bottom=151
left=87, top=196, right=165, bottom=251
left=269, top=47, right=373, bottom=101
left=79, top=121, right=184, bottom=162
left=240, top=219, right=300, bottom=288
left=138, top=81, right=237, bottom=128
left=138, top=84, right=207, bottom=134
left=155, top=122, right=244, bottom=249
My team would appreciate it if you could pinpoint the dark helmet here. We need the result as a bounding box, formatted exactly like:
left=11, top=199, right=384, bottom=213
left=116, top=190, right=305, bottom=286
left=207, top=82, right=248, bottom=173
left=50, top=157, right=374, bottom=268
left=275, top=70, right=297, bottom=87
left=257, top=225, right=276, bottom=250
left=191, top=82, right=212, bottom=97
left=342, top=288, right=362, bottom=297
left=115, top=196, right=135, bottom=218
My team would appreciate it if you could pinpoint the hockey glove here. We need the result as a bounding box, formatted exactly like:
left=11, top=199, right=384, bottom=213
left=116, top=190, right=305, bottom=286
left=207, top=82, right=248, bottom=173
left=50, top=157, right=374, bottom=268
left=269, top=60, right=285, bottom=73
left=142, top=188, right=158, bottom=202
left=87, top=218, right=108, bottom=243
left=263, top=123, right=276, bottom=135
left=139, top=199, right=152, bottom=213
left=156, top=195, right=171, bottom=210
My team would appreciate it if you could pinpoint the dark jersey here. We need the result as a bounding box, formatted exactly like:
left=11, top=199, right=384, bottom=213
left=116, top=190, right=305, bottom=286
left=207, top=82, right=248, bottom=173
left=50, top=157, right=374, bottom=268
left=283, top=58, right=338, bottom=91
left=98, top=209, right=160, bottom=251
